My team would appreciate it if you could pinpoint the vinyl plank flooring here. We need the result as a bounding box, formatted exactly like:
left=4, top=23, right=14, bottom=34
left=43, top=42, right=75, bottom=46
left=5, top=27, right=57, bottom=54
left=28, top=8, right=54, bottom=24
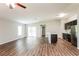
left=0, top=37, right=79, bottom=56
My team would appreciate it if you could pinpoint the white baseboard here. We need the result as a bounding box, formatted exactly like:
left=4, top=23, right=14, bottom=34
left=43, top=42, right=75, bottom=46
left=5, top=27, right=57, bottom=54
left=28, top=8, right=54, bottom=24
left=0, top=35, right=26, bottom=45
left=16, top=34, right=26, bottom=39
left=0, top=38, right=17, bottom=45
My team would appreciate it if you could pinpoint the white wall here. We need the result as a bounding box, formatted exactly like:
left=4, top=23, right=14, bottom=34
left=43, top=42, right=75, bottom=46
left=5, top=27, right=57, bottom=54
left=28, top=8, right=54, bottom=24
left=0, top=19, right=26, bottom=45
left=28, top=20, right=61, bottom=38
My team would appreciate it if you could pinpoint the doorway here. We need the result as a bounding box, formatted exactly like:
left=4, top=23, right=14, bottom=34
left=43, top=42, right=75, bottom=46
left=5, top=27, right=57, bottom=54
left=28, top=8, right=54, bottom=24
left=40, top=25, right=46, bottom=37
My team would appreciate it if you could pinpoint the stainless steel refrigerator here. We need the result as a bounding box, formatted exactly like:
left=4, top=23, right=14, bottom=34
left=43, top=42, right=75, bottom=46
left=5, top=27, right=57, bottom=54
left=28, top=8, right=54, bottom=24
left=71, top=25, right=77, bottom=47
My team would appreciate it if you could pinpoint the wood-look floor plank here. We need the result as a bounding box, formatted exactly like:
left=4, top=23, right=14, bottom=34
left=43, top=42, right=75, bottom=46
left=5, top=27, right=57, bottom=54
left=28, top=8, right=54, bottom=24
left=0, top=37, right=79, bottom=56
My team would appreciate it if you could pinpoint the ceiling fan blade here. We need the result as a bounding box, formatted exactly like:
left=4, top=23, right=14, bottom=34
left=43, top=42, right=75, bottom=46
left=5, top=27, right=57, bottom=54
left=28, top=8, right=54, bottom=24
left=16, top=3, right=26, bottom=9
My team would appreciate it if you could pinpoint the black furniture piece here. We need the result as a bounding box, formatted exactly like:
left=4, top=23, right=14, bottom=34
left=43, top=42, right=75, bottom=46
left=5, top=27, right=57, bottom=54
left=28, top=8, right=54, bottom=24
left=67, top=34, right=71, bottom=42
left=51, top=34, right=57, bottom=43
left=63, top=33, right=67, bottom=40
left=65, top=20, right=77, bottom=30
left=64, top=20, right=77, bottom=47
left=62, top=33, right=71, bottom=42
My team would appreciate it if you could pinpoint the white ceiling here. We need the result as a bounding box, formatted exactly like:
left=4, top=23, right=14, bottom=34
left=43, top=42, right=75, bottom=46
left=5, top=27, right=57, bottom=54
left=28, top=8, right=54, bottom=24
left=0, top=3, right=79, bottom=24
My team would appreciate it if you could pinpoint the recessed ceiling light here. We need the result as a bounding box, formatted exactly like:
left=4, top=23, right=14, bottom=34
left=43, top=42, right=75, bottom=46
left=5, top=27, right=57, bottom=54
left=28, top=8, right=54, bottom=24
left=58, top=13, right=67, bottom=17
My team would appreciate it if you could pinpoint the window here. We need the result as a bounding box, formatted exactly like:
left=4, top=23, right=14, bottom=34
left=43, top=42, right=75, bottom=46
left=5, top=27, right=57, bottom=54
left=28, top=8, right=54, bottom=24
left=18, top=25, right=22, bottom=36
left=28, top=26, right=36, bottom=37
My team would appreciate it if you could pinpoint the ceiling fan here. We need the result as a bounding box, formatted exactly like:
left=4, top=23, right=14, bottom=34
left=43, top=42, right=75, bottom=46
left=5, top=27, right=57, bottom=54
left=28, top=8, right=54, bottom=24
left=6, top=3, right=26, bottom=9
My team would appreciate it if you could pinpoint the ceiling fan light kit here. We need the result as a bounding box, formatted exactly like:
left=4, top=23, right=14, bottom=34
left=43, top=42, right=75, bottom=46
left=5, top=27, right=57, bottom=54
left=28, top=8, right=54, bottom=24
left=6, top=3, right=26, bottom=9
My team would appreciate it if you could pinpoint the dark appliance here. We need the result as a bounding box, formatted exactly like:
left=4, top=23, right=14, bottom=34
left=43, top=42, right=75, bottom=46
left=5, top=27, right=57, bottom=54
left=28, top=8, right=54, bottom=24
left=51, top=34, right=57, bottom=43
left=71, top=26, right=77, bottom=47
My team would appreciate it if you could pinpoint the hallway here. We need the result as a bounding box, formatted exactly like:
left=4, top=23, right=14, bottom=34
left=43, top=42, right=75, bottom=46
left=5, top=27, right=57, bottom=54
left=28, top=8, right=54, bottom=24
left=0, top=37, right=79, bottom=56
